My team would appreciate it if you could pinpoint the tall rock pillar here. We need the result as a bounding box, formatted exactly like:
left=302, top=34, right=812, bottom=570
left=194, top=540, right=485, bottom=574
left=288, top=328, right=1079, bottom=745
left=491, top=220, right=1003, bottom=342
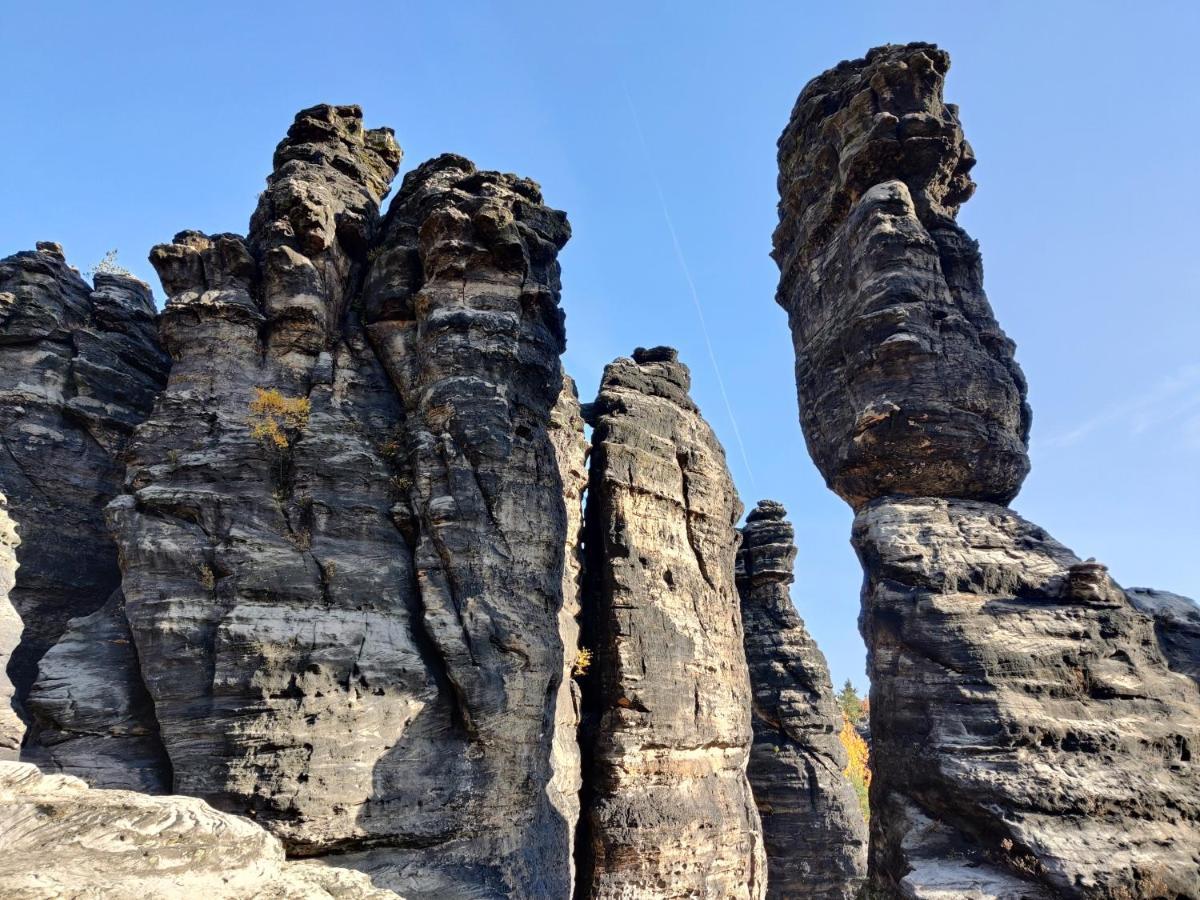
left=774, top=43, right=1200, bottom=898
left=578, top=347, right=764, bottom=900
left=737, top=500, right=866, bottom=899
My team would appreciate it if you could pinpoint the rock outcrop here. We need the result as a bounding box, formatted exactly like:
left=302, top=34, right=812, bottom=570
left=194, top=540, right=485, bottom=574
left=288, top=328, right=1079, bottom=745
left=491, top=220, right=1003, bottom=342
left=578, top=347, right=764, bottom=899
left=1127, top=588, right=1200, bottom=686
left=736, top=500, right=866, bottom=899
left=772, top=43, right=1030, bottom=509
left=0, top=761, right=399, bottom=899
left=0, top=243, right=170, bottom=786
left=0, top=496, right=21, bottom=759
left=775, top=44, right=1200, bottom=898
left=107, top=105, right=579, bottom=897
left=856, top=499, right=1200, bottom=899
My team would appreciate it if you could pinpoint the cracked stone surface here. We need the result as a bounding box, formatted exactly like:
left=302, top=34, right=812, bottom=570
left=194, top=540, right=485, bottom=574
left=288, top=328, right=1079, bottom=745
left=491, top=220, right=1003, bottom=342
left=0, top=761, right=401, bottom=899
left=776, top=44, right=1200, bottom=899
left=577, top=347, right=765, bottom=900
left=772, top=42, right=1030, bottom=509
left=737, top=500, right=866, bottom=899
left=0, top=242, right=170, bottom=787
left=855, top=498, right=1200, bottom=899
left=0, top=495, right=20, bottom=759
left=108, top=105, right=579, bottom=898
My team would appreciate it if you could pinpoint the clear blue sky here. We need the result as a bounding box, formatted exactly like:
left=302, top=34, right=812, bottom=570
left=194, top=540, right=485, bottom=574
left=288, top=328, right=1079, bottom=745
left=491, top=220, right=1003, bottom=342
left=3, top=2, right=1197, bottom=691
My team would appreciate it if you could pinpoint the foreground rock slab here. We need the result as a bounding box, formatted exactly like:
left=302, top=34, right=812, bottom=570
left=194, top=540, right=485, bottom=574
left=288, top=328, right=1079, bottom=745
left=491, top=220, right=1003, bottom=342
left=737, top=500, right=866, bottom=899
left=578, top=347, right=764, bottom=900
left=0, top=762, right=400, bottom=899
left=855, top=498, right=1200, bottom=899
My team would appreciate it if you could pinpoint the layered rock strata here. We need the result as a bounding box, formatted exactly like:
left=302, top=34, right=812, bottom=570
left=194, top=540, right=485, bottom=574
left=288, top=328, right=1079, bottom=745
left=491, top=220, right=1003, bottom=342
left=578, top=347, right=764, bottom=900
left=775, top=44, right=1200, bottom=898
left=855, top=499, right=1200, bottom=899
left=736, top=500, right=866, bottom=899
left=0, top=243, right=170, bottom=786
left=109, top=105, right=579, bottom=897
left=772, top=43, right=1030, bottom=509
left=0, top=762, right=400, bottom=899
left=1127, top=588, right=1200, bottom=686
left=0, top=496, right=20, bottom=758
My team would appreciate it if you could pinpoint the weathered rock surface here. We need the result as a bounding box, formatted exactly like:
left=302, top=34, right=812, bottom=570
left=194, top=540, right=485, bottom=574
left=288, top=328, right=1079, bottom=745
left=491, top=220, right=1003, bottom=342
left=0, top=761, right=401, bottom=899
left=736, top=499, right=866, bottom=899
left=578, top=347, right=764, bottom=899
left=0, top=242, right=170, bottom=785
left=22, top=589, right=170, bottom=792
left=772, top=42, right=1030, bottom=509
left=0, top=495, right=21, bottom=758
left=1127, top=588, right=1200, bottom=686
left=855, top=497, right=1200, bottom=899
left=110, top=105, right=579, bottom=897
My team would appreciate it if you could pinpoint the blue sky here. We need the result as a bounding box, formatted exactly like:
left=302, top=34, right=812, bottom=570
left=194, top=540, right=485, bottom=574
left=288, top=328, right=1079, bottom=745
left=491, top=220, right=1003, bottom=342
left=3, top=1, right=1197, bottom=691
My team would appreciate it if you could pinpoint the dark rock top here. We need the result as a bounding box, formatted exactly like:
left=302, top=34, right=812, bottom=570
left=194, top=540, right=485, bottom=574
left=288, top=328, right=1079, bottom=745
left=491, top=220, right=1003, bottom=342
left=773, top=42, right=1030, bottom=508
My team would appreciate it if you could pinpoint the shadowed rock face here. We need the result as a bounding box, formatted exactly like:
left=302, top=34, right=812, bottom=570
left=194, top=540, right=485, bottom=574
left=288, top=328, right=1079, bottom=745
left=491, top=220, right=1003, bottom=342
left=109, top=104, right=579, bottom=898
left=0, top=243, right=170, bottom=788
left=736, top=500, right=866, bottom=899
left=0, top=762, right=401, bottom=899
left=855, top=498, right=1200, bottom=899
left=1126, top=588, right=1200, bottom=686
left=772, top=42, right=1030, bottom=509
left=578, top=347, right=765, bottom=900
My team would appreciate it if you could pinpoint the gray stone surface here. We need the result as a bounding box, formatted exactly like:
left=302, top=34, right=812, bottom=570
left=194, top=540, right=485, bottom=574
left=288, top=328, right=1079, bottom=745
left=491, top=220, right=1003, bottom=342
left=855, top=498, right=1200, bottom=899
left=578, top=347, right=765, bottom=900
left=0, top=761, right=401, bottom=899
left=737, top=499, right=866, bottom=899
left=110, top=106, right=579, bottom=897
left=1127, top=587, right=1200, bottom=686
left=0, top=242, right=170, bottom=785
left=772, top=43, right=1030, bottom=509
left=0, top=495, right=21, bottom=759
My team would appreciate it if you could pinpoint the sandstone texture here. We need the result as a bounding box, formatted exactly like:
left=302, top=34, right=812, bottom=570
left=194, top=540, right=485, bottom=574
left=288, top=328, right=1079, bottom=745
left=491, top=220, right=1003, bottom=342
left=736, top=500, right=866, bottom=899
left=855, top=497, right=1200, bottom=899
left=0, top=761, right=400, bottom=899
left=1127, top=587, right=1200, bottom=686
left=0, top=242, right=170, bottom=785
left=106, top=105, right=578, bottom=898
left=772, top=42, right=1030, bottom=509
left=578, top=347, right=764, bottom=900
left=0, top=495, right=21, bottom=758
left=775, top=43, right=1200, bottom=899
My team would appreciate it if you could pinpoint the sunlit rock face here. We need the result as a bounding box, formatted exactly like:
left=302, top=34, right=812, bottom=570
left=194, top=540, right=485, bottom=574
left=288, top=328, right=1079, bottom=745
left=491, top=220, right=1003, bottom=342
left=0, top=242, right=170, bottom=789
left=773, top=42, right=1029, bottom=510
left=736, top=500, right=867, bottom=899
left=577, top=347, right=765, bottom=900
left=0, top=761, right=401, bottom=899
left=109, top=105, right=581, bottom=898
left=776, top=43, right=1200, bottom=899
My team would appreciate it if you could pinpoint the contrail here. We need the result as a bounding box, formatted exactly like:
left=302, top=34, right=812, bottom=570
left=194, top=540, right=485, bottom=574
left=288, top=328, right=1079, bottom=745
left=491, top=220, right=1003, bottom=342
left=621, top=84, right=759, bottom=496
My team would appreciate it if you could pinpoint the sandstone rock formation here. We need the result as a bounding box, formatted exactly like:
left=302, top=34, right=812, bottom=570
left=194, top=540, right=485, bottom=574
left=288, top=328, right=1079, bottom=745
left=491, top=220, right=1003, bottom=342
left=577, top=347, right=764, bottom=899
left=0, top=495, right=21, bottom=759
left=775, top=43, right=1200, bottom=899
left=0, top=761, right=400, bottom=899
left=106, top=105, right=578, bottom=898
left=736, top=500, right=866, bottom=899
left=772, top=43, right=1030, bottom=509
left=1127, top=587, right=1200, bottom=686
left=856, top=499, right=1200, bottom=899
left=0, top=242, right=170, bottom=786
